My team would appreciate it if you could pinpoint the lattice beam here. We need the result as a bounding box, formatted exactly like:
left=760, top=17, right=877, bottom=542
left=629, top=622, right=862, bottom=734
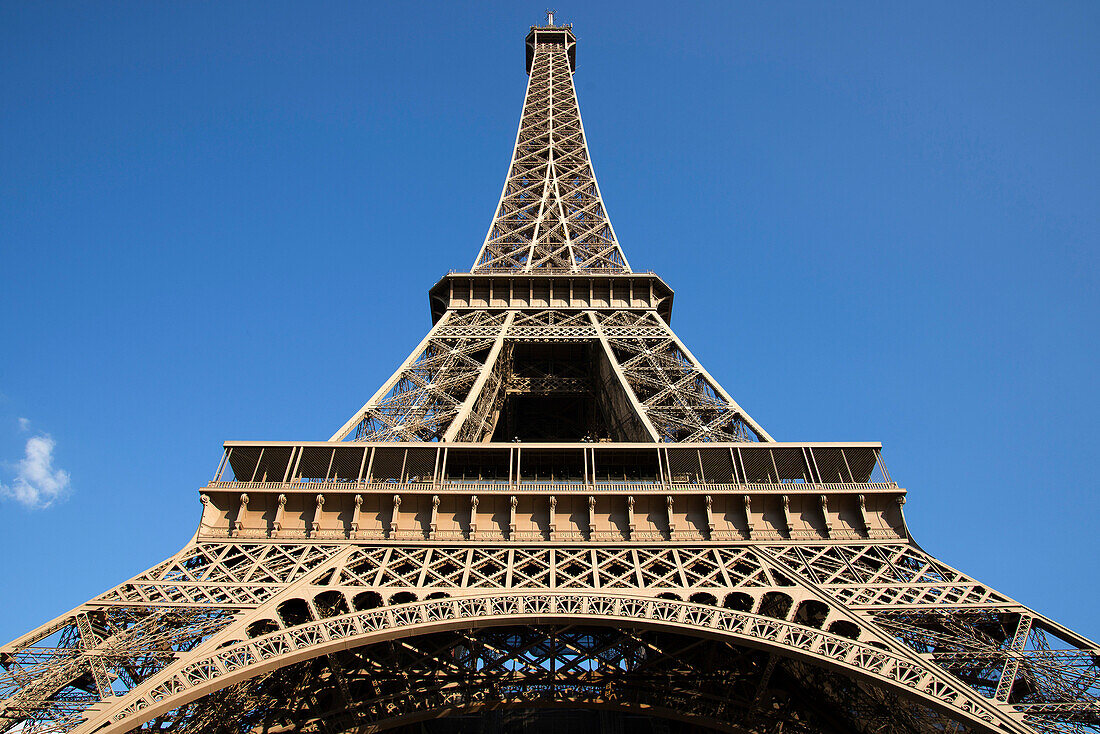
left=473, top=34, right=629, bottom=273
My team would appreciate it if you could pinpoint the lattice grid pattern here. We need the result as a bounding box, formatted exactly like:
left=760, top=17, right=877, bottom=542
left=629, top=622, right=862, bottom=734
left=4, top=539, right=1097, bottom=734
left=594, top=311, right=767, bottom=442
left=338, top=311, right=511, bottom=442
left=473, top=41, right=629, bottom=272
left=125, top=624, right=985, bottom=734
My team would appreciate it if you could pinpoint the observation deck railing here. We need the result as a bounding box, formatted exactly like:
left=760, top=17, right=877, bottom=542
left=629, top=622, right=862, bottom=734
left=203, top=479, right=899, bottom=495
left=212, top=441, right=893, bottom=489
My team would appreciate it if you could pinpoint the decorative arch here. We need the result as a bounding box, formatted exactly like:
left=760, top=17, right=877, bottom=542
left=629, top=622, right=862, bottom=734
left=84, top=593, right=1015, bottom=734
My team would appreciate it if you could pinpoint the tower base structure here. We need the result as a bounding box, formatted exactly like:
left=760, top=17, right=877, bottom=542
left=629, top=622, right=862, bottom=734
left=3, top=442, right=1097, bottom=734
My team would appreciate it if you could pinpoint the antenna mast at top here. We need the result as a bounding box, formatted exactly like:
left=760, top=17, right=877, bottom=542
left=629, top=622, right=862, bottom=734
left=546, top=9, right=555, bottom=26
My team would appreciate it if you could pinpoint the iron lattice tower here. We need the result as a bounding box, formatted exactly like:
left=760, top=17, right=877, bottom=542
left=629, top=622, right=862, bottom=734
left=2, top=20, right=1097, bottom=734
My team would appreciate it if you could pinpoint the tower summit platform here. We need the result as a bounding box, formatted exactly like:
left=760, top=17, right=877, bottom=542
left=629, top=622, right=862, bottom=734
left=526, top=22, right=576, bottom=73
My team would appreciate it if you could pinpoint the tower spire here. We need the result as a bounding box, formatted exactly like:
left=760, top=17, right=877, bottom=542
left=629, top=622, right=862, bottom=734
left=327, top=21, right=772, bottom=445
left=473, top=23, right=628, bottom=272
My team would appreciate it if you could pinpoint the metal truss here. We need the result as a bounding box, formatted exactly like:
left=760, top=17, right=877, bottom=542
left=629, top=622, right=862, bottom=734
left=330, top=23, right=770, bottom=445
left=507, top=309, right=594, bottom=338
left=331, top=311, right=513, bottom=442
left=3, top=538, right=1097, bottom=734
left=472, top=35, right=629, bottom=272
left=122, top=624, right=986, bottom=734
left=332, top=309, right=771, bottom=444
left=4, top=18, right=1097, bottom=734
left=592, top=310, right=771, bottom=442
left=0, top=542, right=347, bottom=734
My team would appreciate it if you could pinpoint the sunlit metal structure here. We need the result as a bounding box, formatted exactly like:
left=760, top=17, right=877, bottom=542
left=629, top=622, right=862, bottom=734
left=2, top=18, right=1097, bottom=734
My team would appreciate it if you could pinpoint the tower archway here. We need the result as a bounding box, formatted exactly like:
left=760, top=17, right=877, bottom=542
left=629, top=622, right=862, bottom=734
left=83, top=594, right=1012, bottom=734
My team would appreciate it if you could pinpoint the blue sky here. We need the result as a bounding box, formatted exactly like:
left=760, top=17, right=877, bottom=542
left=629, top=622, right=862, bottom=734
left=1, top=1, right=1097, bottom=644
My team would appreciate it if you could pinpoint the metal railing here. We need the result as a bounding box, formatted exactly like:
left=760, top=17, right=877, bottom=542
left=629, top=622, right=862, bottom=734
left=204, top=479, right=899, bottom=494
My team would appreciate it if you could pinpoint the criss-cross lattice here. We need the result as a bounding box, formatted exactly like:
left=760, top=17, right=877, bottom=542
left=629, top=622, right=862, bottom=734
left=119, top=624, right=988, bottom=734
left=334, top=311, right=512, bottom=442
left=593, top=311, right=767, bottom=442
left=507, top=310, right=596, bottom=340
left=764, top=544, right=1007, bottom=608
left=4, top=538, right=1099, bottom=734
left=473, top=41, right=628, bottom=272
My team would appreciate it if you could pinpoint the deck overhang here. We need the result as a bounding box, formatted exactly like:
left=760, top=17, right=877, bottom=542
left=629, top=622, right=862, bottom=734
left=428, top=271, right=674, bottom=323
left=203, top=441, right=902, bottom=543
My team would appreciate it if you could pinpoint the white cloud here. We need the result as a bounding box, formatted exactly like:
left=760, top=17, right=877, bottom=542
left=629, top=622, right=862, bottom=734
left=1, top=434, right=71, bottom=509
left=17, top=417, right=30, bottom=432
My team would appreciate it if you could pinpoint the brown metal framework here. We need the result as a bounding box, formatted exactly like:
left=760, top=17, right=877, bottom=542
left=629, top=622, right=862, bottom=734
left=2, top=18, right=1097, bottom=734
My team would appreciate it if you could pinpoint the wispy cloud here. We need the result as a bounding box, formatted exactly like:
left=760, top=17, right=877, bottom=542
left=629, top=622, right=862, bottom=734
left=1, top=434, right=71, bottom=509
left=17, top=417, right=30, bottom=432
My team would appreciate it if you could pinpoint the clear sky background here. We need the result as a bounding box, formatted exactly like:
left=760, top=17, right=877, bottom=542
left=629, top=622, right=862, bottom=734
left=1, top=1, right=1097, bottom=645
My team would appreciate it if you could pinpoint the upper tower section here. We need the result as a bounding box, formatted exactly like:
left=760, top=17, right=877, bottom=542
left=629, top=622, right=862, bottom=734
left=525, top=22, right=576, bottom=73
left=471, top=20, right=630, bottom=273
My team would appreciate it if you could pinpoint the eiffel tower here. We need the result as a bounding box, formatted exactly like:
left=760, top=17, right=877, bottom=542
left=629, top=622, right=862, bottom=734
left=2, top=17, right=1097, bottom=734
